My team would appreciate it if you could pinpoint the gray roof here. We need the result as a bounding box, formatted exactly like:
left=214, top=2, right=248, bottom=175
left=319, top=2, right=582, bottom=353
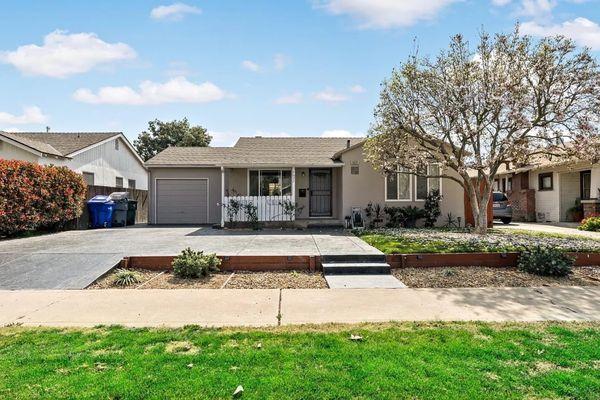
left=0, top=131, right=120, bottom=157
left=145, top=137, right=365, bottom=167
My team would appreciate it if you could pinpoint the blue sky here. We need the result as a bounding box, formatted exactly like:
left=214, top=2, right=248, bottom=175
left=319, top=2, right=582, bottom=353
left=1, top=0, right=599, bottom=146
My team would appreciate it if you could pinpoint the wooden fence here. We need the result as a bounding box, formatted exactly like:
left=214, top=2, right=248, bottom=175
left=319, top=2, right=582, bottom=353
left=75, top=185, right=148, bottom=229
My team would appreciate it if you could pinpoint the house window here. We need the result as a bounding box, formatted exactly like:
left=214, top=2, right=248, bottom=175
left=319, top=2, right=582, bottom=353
left=128, top=179, right=136, bottom=190
left=538, top=172, right=553, bottom=191
left=386, top=167, right=411, bottom=201
left=248, top=170, right=292, bottom=196
left=114, top=139, right=119, bottom=150
left=350, top=161, right=359, bottom=175
left=82, top=172, right=94, bottom=186
left=507, top=177, right=513, bottom=192
left=581, top=170, right=591, bottom=200
left=416, top=164, right=442, bottom=200
left=115, top=177, right=123, bottom=188
left=493, top=179, right=499, bottom=192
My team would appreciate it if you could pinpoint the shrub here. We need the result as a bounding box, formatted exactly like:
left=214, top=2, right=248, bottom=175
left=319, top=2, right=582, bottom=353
left=517, top=246, right=574, bottom=277
left=384, top=206, right=426, bottom=228
left=112, top=269, right=142, bottom=287
left=0, top=159, right=86, bottom=236
left=172, top=247, right=221, bottom=278
left=579, top=216, right=600, bottom=232
left=423, top=189, right=442, bottom=227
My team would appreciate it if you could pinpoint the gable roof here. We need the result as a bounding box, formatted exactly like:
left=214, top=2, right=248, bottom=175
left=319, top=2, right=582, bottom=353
left=145, top=136, right=365, bottom=167
left=0, top=132, right=121, bottom=157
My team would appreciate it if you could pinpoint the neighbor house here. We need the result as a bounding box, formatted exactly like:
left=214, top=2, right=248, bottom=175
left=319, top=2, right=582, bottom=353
left=0, top=131, right=148, bottom=190
left=145, top=137, right=466, bottom=226
left=493, top=158, right=600, bottom=223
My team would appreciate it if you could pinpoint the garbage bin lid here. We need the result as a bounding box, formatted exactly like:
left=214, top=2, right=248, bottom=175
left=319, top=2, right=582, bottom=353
left=108, top=192, right=129, bottom=200
left=88, top=195, right=113, bottom=203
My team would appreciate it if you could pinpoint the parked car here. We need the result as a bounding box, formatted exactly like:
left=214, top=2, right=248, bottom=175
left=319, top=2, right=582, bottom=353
left=493, top=192, right=512, bottom=224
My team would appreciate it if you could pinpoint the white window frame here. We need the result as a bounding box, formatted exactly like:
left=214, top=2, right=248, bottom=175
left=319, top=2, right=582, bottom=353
left=385, top=167, right=412, bottom=202
left=247, top=169, right=292, bottom=196
left=82, top=171, right=94, bottom=186
left=115, top=176, right=123, bottom=188
left=415, top=164, right=443, bottom=201
left=128, top=179, right=136, bottom=189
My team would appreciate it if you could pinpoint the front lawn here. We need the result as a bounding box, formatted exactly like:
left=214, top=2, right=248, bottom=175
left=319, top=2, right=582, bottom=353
left=358, top=228, right=600, bottom=254
left=1, top=323, right=599, bottom=399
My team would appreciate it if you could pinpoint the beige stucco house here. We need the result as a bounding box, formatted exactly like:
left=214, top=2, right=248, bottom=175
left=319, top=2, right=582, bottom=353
left=145, top=137, right=466, bottom=227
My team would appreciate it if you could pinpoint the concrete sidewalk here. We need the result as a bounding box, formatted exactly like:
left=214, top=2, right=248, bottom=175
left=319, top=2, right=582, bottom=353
left=1, top=286, right=599, bottom=327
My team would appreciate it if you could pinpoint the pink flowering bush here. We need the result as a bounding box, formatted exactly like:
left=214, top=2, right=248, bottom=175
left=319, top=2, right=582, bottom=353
left=0, top=159, right=86, bottom=236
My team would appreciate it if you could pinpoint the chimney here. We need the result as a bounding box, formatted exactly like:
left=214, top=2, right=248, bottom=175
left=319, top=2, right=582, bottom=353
left=46, top=126, right=50, bottom=133
left=346, top=139, right=351, bottom=148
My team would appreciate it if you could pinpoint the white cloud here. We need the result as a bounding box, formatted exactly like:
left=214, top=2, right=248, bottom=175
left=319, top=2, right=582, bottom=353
left=517, top=0, right=556, bottom=18
left=522, top=17, right=600, bottom=50
left=274, top=53, right=291, bottom=70
left=317, top=0, right=460, bottom=29
left=73, top=76, right=227, bottom=105
left=314, top=87, right=349, bottom=103
left=150, top=3, right=201, bottom=20
left=274, top=92, right=303, bottom=104
left=241, top=60, right=261, bottom=72
left=491, top=0, right=512, bottom=5
left=166, top=61, right=193, bottom=77
left=0, top=106, right=48, bottom=125
left=0, top=30, right=136, bottom=78
left=321, top=129, right=363, bottom=137
left=349, top=84, right=366, bottom=93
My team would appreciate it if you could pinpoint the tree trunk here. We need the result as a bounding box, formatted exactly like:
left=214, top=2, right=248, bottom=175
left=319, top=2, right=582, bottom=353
left=465, top=177, right=490, bottom=235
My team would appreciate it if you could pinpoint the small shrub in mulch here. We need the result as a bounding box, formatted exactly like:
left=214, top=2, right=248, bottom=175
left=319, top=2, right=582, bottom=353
left=518, top=246, right=574, bottom=277
left=172, top=247, right=221, bottom=278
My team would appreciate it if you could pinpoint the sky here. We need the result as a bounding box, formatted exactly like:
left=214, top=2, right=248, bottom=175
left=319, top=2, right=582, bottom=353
left=1, top=0, right=599, bottom=146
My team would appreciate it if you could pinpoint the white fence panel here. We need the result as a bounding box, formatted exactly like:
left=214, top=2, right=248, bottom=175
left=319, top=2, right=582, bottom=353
left=223, top=195, right=294, bottom=222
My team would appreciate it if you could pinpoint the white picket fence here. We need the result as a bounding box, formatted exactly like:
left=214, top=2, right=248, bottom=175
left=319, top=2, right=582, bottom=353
left=223, top=195, right=294, bottom=222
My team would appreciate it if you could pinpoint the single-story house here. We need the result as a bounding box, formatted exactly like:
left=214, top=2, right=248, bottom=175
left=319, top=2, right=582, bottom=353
left=493, top=158, right=600, bottom=222
left=145, top=137, right=466, bottom=226
left=0, top=131, right=148, bottom=190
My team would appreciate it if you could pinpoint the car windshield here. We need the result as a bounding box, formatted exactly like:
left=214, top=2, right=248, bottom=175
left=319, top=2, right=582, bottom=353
left=493, top=192, right=508, bottom=202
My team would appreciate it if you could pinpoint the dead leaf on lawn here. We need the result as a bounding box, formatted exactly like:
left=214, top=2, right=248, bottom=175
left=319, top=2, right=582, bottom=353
left=350, top=334, right=363, bottom=341
left=165, top=341, right=199, bottom=355
left=233, top=385, right=244, bottom=398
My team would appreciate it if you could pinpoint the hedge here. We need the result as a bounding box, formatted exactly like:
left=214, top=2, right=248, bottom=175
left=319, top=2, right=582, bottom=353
left=0, top=159, right=87, bottom=236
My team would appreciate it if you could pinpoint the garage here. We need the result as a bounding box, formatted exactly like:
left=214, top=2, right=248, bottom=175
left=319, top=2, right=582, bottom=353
left=155, top=179, right=209, bottom=224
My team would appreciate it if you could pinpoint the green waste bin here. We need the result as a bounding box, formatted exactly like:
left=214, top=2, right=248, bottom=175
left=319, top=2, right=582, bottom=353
left=127, top=200, right=138, bottom=226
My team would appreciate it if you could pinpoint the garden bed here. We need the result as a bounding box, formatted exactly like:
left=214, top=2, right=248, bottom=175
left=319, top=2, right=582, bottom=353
left=359, top=228, right=600, bottom=254
left=88, top=269, right=328, bottom=290
left=392, top=266, right=600, bottom=288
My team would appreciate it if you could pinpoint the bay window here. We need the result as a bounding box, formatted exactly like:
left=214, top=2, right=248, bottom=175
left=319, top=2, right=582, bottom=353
left=248, top=170, right=292, bottom=196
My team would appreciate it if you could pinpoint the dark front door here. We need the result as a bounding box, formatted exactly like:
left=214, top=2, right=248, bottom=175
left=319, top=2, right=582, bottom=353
left=309, top=169, right=332, bottom=217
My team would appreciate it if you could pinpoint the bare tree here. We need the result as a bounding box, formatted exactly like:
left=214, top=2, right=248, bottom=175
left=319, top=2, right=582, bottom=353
left=365, top=26, right=600, bottom=234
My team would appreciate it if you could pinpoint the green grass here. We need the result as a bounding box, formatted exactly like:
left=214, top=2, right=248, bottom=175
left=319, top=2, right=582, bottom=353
left=1, top=323, right=599, bottom=399
left=359, top=233, right=517, bottom=254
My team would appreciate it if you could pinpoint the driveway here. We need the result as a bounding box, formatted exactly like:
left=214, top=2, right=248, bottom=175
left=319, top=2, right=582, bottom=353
left=494, top=221, right=600, bottom=240
left=0, top=226, right=380, bottom=289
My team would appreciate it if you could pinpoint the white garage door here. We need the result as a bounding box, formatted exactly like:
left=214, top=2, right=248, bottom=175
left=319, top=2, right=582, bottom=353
left=156, top=179, right=209, bottom=224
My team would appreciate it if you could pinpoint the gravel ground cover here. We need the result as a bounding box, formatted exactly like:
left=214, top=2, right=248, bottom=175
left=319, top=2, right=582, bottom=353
left=359, top=228, right=600, bottom=254
left=88, top=269, right=328, bottom=289
left=393, top=266, right=600, bottom=288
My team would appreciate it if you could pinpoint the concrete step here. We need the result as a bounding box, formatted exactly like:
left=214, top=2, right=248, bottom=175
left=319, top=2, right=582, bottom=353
left=321, top=254, right=387, bottom=263
left=322, top=262, right=391, bottom=275
left=325, top=274, right=406, bottom=289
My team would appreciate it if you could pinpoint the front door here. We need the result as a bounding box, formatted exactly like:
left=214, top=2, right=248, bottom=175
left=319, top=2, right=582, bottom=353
left=309, top=169, right=332, bottom=217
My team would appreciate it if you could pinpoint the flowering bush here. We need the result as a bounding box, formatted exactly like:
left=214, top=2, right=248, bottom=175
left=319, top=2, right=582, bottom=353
left=579, top=216, right=600, bottom=232
left=518, top=246, right=574, bottom=277
left=0, top=159, right=86, bottom=236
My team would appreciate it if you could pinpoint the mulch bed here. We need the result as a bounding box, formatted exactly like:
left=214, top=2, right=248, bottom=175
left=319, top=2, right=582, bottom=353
left=88, top=269, right=328, bottom=290
left=393, top=266, right=600, bottom=288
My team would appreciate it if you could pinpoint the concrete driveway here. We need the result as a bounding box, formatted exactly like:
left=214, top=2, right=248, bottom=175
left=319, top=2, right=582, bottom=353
left=0, top=226, right=380, bottom=290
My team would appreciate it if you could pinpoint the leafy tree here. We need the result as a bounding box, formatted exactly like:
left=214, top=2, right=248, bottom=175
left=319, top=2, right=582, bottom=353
left=134, top=118, right=211, bottom=161
left=365, top=26, right=600, bottom=234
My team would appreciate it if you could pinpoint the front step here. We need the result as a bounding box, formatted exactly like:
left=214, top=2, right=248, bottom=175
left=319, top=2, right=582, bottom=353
left=321, top=254, right=391, bottom=275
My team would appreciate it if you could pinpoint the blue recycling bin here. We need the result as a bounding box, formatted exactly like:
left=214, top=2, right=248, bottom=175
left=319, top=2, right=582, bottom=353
left=87, top=195, right=115, bottom=228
